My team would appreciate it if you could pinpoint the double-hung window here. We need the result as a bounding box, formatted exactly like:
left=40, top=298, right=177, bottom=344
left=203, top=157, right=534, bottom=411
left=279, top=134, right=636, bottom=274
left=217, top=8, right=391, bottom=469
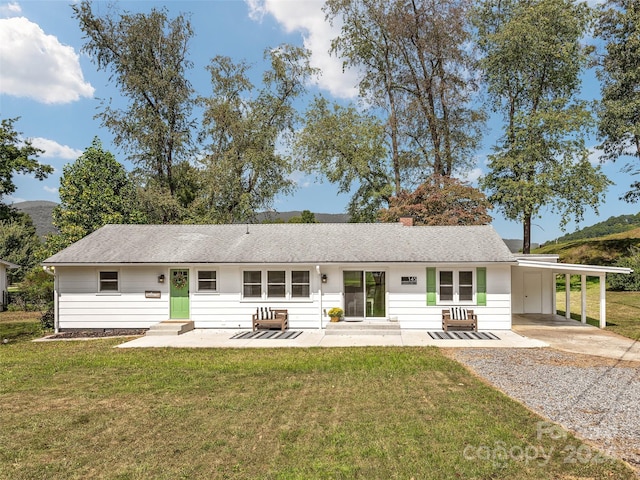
left=99, top=271, right=119, bottom=292
left=267, top=271, right=286, bottom=298
left=243, top=271, right=262, bottom=298
left=291, top=270, right=310, bottom=298
left=197, top=271, right=217, bottom=292
left=438, top=269, right=474, bottom=303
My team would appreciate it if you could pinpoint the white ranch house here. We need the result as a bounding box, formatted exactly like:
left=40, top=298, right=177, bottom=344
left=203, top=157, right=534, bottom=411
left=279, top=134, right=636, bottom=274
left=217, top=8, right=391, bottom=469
left=42, top=222, right=631, bottom=333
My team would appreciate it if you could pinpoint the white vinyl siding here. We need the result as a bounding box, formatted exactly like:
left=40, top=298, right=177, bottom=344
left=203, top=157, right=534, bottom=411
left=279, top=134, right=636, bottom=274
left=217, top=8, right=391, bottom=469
left=54, top=264, right=513, bottom=331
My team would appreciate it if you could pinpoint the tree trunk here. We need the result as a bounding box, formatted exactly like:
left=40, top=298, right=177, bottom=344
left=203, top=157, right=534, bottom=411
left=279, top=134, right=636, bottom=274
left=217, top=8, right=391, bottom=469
left=523, top=213, right=531, bottom=254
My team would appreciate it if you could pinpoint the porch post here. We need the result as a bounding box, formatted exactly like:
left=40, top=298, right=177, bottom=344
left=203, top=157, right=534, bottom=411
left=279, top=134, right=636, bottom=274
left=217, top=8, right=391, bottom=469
left=581, top=274, right=587, bottom=324
left=552, top=274, right=557, bottom=314
left=599, top=273, right=606, bottom=329
left=565, top=274, right=571, bottom=319
left=316, top=265, right=323, bottom=330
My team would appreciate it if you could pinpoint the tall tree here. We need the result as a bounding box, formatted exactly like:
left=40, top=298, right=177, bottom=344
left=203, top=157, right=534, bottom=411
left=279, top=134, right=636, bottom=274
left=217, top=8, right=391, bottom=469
left=475, top=0, right=610, bottom=253
left=595, top=0, right=640, bottom=201
left=294, top=96, right=392, bottom=222
left=325, top=0, right=484, bottom=187
left=0, top=217, right=41, bottom=284
left=379, top=175, right=493, bottom=226
left=72, top=1, right=195, bottom=200
left=195, top=46, right=316, bottom=223
left=0, top=117, right=52, bottom=220
left=45, top=138, right=145, bottom=254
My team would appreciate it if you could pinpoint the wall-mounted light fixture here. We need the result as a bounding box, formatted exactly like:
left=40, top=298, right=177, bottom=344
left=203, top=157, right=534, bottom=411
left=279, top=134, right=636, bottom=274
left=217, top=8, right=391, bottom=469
left=158, top=274, right=165, bottom=284
left=321, top=274, right=328, bottom=283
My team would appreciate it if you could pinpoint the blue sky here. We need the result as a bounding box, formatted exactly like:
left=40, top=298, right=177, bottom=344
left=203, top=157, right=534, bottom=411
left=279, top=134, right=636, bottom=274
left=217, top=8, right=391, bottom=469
left=1, top=0, right=637, bottom=243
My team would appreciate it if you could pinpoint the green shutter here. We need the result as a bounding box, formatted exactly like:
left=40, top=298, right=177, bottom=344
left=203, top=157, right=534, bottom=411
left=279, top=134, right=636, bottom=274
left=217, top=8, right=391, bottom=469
left=476, top=267, right=486, bottom=306
left=426, top=267, right=436, bottom=306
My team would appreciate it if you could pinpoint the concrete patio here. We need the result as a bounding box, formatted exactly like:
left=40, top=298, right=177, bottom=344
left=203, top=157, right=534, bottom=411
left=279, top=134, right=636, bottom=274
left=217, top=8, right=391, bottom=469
left=114, top=314, right=640, bottom=363
left=118, top=324, right=544, bottom=349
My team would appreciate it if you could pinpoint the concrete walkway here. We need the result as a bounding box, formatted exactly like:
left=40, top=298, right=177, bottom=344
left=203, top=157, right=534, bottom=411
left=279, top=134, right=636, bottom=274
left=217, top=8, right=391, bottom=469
left=118, top=328, right=546, bottom=349
left=512, top=314, right=640, bottom=362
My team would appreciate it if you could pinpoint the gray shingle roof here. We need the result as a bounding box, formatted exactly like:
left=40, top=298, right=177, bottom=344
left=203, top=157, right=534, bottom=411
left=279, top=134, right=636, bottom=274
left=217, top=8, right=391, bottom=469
left=42, top=223, right=516, bottom=265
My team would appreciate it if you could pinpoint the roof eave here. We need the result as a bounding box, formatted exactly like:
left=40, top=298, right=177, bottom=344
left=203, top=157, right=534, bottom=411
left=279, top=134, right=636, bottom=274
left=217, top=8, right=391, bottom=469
left=516, top=259, right=633, bottom=275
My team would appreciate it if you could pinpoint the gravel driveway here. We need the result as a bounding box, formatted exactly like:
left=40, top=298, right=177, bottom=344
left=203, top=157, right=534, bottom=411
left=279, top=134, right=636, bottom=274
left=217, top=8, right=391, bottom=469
left=450, top=347, right=640, bottom=475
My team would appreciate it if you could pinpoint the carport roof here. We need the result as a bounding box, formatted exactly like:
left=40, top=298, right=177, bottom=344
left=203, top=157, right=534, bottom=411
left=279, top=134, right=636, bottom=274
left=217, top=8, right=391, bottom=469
left=516, top=259, right=632, bottom=275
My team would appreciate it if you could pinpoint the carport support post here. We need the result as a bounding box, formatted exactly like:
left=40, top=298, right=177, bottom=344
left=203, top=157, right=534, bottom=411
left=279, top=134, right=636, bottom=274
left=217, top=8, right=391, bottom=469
left=599, top=274, right=606, bottom=329
left=581, top=275, right=587, bottom=324
left=565, top=274, right=571, bottom=319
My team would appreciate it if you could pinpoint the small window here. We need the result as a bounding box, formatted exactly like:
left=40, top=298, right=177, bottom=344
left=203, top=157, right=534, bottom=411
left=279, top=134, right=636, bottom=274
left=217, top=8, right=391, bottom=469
left=267, top=270, right=286, bottom=298
left=198, top=271, right=217, bottom=292
left=439, top=271, right=453, bottom=301
left=292, top=270, right=310, bottom=297
left=99, top=271, right=118, bottom=292
left=459, top=271, right=473, bottom=301
left=243, top=271, right=262, bottom=298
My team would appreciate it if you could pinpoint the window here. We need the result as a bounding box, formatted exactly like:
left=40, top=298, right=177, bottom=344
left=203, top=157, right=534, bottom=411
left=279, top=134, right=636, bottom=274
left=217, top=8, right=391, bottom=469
left=439, top=271, right=454, bottom=301
left=267, top=271, right=286, bottom=297
left=459, top=271, right=473, bottom=301
left=198, top=271, right=217, bottom=292
left=291, top=270, right=310, bottom=297
left=243, top=271, right=262, bottom=298
left=438, top=269, right=474, bottom=303
left=99, top=271, right=118, bottom=292
left=242, top=269, right=312, bottom=299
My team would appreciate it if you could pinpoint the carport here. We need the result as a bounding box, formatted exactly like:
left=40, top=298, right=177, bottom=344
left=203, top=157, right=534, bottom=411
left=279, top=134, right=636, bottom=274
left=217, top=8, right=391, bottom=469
left=515, top=259, right=632, bottom=328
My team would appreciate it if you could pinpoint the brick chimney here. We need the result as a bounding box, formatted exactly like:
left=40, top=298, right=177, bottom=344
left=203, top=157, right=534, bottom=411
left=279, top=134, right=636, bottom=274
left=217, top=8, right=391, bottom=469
left=399, top=216, right=414, bottom=227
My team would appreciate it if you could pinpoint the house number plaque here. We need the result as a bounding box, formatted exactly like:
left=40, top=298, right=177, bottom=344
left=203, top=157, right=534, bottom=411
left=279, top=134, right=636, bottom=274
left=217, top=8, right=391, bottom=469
left=145, top=291, right=161, bottom=298
left=401, top=276, right=417, bottom=285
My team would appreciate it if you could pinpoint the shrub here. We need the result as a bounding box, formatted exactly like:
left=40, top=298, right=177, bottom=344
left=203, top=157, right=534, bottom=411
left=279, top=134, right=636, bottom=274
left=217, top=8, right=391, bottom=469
left=9, top=268, right=54, bottom=312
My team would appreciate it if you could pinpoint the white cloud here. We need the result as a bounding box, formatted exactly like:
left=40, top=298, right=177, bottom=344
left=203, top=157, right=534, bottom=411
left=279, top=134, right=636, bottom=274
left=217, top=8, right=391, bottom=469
left=31, top=137, right=82, bottom=160
left=246, top=0, right=359, bottom=99
left=461, top=167, right=483, bottom=184
left=0, top=16, right=94, bottom=104
left=4, top=195, right=26, bottom=204
left=288, top=170, right=312, bottom=188
left=0, top=1, right=21, bottom=16
left=43, top=185, right=59, bottom=194
left=588, top=145, right=610, bottom=166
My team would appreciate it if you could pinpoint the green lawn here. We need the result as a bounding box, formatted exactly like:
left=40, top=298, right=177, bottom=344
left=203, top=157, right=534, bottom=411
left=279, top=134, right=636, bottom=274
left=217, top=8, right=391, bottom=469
left=556, top=277, right=640, bottom=340
left=0, top=311, right=44, bottom=343
left=0, top=330, right=634, bottom=479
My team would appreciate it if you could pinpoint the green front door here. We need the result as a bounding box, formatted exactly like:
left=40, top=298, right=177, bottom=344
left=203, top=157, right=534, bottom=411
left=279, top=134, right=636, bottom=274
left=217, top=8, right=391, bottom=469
left=170, top=269, right=190, bottom=319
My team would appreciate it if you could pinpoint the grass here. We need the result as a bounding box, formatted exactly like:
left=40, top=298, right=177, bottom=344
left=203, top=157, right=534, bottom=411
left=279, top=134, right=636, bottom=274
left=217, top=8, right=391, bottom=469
left=556, top=277, right=640, bottom=340
left=0, top=335, right=635, bottom=479
left=0, top=310, right=45, bottom=343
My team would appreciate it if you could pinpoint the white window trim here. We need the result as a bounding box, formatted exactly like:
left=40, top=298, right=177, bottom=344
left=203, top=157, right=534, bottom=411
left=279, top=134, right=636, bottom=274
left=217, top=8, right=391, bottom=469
left=241, top=269, right=312, bottom=301
left=436, top=268, right=475, bottom=305
left=97, top=269, right=120, bottom=295
left=196, top=269, right=218, bottom=293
